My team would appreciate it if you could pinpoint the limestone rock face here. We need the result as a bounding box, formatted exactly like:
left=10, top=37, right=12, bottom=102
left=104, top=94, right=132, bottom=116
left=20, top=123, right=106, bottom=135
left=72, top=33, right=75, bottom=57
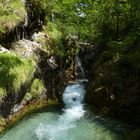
left=11, top=39, right=41, bottom=58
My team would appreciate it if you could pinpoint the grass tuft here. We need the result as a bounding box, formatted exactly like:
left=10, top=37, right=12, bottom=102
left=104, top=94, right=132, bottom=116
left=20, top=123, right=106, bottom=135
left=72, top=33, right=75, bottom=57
left=0, top=52, right=35, bottom=101
left=0, top=0, right=26, bottom=36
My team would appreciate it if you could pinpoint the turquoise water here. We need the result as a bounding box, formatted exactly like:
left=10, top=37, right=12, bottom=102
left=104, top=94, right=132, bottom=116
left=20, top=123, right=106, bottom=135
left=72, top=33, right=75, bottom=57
left=0, top=83, right=138, bottom=140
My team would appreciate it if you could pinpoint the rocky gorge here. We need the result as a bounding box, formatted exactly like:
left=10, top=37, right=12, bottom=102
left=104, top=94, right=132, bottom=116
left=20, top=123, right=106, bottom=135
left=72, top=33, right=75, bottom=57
left=0, top=0, right=140, bottom=139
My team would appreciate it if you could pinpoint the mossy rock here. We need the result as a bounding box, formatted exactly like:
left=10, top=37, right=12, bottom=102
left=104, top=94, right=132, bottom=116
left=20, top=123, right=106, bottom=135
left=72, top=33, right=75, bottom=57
left=22, top=79, right=46, bottom=103
left=0, top=0, right=26, bottom=36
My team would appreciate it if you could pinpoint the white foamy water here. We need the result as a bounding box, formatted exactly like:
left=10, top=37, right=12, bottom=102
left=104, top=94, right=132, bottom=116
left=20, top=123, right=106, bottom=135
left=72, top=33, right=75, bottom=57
left=35, top=83, right=86, bottom=140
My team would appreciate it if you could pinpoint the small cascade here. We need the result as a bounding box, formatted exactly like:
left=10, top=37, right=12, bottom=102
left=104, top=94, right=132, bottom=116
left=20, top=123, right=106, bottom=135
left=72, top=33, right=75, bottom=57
left=35, top=83, right=86, bottom=140
left=75, top=55, right=86, bottom=79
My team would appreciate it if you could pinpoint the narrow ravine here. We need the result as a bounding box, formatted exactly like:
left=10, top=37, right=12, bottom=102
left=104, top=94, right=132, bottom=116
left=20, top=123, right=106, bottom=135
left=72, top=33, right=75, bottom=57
left=1, top=81, right=136, bottom=140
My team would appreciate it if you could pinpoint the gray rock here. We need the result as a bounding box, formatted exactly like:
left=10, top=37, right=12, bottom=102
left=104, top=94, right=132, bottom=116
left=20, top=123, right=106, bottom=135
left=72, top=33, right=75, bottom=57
left=12, top=39, right=41, bottom=58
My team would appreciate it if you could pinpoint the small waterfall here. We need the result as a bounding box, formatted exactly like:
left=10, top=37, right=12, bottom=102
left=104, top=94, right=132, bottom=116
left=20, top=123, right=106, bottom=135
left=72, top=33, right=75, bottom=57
left=35, top=83, right=85, bottom=140
left=75, top=55, right=86, bottom=79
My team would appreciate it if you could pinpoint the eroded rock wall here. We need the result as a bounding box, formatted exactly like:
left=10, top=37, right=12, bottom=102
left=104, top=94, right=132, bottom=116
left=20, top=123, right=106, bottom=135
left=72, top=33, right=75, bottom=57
left=85, top=44, right=140, bottom=126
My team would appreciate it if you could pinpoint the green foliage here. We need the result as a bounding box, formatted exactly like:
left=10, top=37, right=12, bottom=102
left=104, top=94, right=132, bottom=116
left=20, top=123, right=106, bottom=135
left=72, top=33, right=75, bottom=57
left=24, top=0, right=140, bottom=46
left=26, top=0, right=138, bottom=70
left=0, top=52, right=35, bottom=101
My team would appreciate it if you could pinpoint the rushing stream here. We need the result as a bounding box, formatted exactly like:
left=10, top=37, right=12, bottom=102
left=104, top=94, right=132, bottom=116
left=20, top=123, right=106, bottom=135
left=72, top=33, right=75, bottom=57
left=0, top=82, right=138, bottom=140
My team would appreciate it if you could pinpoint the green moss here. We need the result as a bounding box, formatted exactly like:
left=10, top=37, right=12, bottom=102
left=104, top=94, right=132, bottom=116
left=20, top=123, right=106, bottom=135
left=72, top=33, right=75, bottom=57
left=0, top=0, right=26, bottom=36
left=22, top=79, right=46, bottom=102
left=0, top=52, right=35, bottom=101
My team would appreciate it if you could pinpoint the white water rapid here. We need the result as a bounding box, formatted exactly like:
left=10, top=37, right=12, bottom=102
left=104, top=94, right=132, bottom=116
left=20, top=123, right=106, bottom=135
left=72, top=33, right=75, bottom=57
left=35, top=83, right=85, bottom=140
